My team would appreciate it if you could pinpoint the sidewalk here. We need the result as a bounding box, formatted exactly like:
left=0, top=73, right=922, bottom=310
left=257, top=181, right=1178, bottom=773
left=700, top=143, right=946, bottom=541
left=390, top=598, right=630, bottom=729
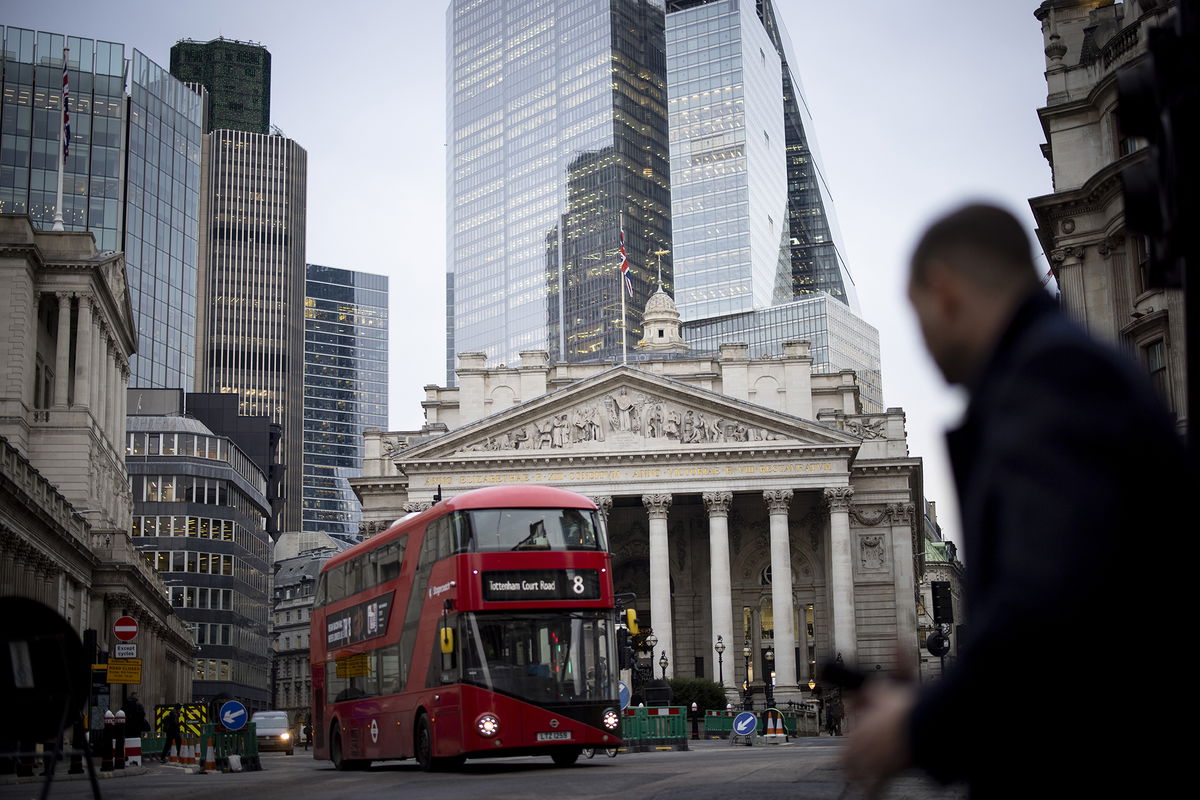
left=0, top=760, right=150, bottom=786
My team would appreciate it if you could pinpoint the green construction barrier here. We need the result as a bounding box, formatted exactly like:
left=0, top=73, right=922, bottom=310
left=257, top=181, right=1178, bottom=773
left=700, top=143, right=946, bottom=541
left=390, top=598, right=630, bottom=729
left=620, top=707, right=688, bottom=752
left=704, top=711, right=736, bottom=738
left=197, top=722, right=262, bottom=772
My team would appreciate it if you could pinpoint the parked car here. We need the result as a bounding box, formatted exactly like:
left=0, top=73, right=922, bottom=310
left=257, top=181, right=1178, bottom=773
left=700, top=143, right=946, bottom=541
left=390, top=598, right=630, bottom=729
left=251, top=711, right=295, bottom=755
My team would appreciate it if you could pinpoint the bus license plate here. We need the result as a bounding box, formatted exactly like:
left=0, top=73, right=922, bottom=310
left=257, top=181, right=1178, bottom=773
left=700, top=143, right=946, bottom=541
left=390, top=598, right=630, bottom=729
left=536, top=731, right=573, bottom=741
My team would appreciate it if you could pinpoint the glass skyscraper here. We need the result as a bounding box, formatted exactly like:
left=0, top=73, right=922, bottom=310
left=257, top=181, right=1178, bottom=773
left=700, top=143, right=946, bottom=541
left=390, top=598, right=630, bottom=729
left=446, top=0, right=672, bottom=381
left=666, top=0, right=790, bottom=320
left=685, top=293, right=883, bottom=411
left=194, top=129, right=307, bottom=533
left=665, top=1, right=858, bottom=312
left=302, top=264, right=388, bottom=541
left=0, top=28, right=205, bottom=390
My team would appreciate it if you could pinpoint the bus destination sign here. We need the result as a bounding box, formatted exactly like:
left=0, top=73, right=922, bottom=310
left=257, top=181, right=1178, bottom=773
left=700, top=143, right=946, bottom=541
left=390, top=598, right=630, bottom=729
left=482, top=569, right=600, bottom=601
left=326, top=591, right=395, bottom=648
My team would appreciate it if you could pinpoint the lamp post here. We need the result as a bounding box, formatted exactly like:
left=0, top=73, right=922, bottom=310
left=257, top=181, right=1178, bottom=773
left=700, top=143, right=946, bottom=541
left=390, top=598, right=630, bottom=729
left=764, top=649, right=775, bottom=708
left=659, top=651, right=669, bottom=680
left=714, top=636, right=726, bottom=686
left=742, top=641, right=752, bottom=710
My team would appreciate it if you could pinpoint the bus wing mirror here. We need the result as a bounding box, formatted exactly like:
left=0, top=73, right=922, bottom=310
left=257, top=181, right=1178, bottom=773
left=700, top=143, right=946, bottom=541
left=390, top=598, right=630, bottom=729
left=440, top=627, right=454, bottom=654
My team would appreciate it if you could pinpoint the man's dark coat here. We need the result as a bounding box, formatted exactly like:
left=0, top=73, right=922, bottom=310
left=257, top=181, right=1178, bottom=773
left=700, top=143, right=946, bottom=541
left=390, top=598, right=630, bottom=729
left=908, top=291, right=1189, bottom=797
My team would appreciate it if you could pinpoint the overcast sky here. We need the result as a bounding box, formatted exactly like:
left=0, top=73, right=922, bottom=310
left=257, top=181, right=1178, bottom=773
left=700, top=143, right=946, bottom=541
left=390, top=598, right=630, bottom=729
left=9, top=0, right=1057, bottom=546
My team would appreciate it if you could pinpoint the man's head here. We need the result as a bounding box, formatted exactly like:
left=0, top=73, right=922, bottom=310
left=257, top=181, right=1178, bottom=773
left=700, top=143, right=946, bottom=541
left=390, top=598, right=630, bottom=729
left=908, top=204, right=1040, bottom=385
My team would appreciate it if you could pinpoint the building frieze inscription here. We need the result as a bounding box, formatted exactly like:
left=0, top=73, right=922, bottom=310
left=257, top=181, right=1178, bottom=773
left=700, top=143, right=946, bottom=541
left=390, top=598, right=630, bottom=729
left=418, top=461, right=835, bottom=488
left=455, top=388, right=790, bottom=454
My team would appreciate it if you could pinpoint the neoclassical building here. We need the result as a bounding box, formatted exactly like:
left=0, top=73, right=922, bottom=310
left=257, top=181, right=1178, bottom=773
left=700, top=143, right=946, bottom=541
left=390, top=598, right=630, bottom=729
left=352, top=290, right=922, bottom=700
left=0, top=215, right=194, bottom=709
left=1030, top=0, right=1187, bottom=433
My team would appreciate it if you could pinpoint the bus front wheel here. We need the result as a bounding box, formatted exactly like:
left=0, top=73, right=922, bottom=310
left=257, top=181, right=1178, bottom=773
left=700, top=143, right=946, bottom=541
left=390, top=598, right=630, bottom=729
left=415, top=714, right=435, bottom=771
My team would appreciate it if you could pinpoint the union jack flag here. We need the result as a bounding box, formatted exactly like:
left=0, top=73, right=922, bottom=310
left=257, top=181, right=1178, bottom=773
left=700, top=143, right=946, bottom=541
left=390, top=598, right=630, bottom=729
left=619, top=228, right=633, bottom=297
left=62, top=57, right=70, bottom=158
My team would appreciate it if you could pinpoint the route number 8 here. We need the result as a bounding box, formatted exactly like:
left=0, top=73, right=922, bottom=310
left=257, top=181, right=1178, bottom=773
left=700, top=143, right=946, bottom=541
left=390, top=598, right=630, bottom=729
left=572, top=575, right=585, bottom=594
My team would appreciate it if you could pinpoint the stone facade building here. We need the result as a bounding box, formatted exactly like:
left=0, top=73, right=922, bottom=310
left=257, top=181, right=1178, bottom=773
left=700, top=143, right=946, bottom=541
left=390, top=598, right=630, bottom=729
left=0, top=215, right=193, bottom=709
left=1030, top=0, right=1187, bottom=432
left=352, top=291, right=921, bottom=700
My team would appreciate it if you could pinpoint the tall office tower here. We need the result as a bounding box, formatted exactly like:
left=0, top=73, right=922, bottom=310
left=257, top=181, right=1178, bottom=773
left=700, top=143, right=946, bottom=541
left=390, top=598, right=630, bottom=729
left=446, top=0, right=672, bottom=381
left=127, top=392, right=274, bottom=710
left=169, top=38, right=270, bottom=134
left=665, top=1, right=858, bottom=314
left=0, top=28, right=206, bottom=389
left=195, top=129, right=307, bottom=533
left=302, top=264, right=388, bottom=541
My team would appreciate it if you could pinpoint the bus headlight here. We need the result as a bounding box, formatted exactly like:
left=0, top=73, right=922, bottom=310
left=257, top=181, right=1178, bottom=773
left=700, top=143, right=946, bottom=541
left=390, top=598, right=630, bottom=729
left=602, top=709, right=619, bottom=731
left=476, top=714, right=500, bottom=737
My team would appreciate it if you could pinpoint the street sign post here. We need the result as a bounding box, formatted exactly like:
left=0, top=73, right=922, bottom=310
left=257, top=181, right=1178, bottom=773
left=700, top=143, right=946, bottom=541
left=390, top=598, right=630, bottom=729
left=618, top=681, right=631, bottom=710
left=113, top=616, right=138, bottom=642
left=730, top=711, right=758, bottom=746
left=219, top=700, right=248, bottom=732
left=106, top=658, right=142, bottom=684
left=113, top=643, right=136, bottom=659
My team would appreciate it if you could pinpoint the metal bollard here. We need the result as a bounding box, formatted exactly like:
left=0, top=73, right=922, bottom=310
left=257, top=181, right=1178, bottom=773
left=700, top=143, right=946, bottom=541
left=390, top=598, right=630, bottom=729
left=690, top=703, right=699, bottom=740
left=114, top=709, right=126, bottom=769
left=101, top=710, right=115, bottom=771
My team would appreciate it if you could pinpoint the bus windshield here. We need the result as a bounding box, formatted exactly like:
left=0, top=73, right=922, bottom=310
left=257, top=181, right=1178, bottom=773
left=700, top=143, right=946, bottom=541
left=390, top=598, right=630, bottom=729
left=461, top=611, right=615, bottom=704
left=463, top=508, right=603, bottom=552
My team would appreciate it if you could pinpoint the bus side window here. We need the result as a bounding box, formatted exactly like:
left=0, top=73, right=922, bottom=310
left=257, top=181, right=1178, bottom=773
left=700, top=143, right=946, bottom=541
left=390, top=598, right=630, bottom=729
left=379, top=542, right=402, bottom=583
left=379, top=644, right=401, bottom=694
left=315, top=573, right=326, bottom=605
left=327, top=566, right=344, bottom=602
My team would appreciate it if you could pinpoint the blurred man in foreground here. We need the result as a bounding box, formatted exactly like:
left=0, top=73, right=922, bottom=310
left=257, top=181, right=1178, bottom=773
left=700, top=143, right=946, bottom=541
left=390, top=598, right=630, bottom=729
left=842, top=204, right=1190, bottom=798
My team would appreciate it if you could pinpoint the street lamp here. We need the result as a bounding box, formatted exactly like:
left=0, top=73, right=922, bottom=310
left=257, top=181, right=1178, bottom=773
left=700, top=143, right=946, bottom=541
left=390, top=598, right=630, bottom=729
left=645, top=632, right=658, bottom=652
left=659, top=651, right=669, bottom=680
left=808, top=678, right=817, bottom=691
left=764, top=649, right=775, bottom=708
left=714, top=636, right=726, bottom=685
left=742, top=641, right=752, bottom=710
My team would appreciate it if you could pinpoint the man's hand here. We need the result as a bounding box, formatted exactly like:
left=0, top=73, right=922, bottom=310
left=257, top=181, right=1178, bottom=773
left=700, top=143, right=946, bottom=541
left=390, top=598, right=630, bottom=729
left=841, top=680, right=916, bottom=797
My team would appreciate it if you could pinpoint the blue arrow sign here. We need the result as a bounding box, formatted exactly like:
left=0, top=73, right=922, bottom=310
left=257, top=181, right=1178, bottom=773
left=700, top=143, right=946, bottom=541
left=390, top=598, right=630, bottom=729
left=733, top=711, right=757, bottom=736
left=618, top=681, right=631, bottom=710
left=220, top=700, right=247, bottom=731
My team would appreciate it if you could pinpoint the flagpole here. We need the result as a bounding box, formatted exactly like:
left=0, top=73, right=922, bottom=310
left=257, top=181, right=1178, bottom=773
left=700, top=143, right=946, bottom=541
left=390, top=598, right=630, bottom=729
left=620, top=209, right=627, bottom=366
left=52, top=46, right=68, bottom=232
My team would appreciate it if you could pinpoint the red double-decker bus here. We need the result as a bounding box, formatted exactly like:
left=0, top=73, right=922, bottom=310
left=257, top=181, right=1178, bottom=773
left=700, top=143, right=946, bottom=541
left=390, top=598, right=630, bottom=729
left=310, top=485, right=621, bottom=770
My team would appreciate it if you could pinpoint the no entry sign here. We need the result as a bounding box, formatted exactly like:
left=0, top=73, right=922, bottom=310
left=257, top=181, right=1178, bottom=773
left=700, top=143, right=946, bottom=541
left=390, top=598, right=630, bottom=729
left=113, top=616, right=138, bottom=642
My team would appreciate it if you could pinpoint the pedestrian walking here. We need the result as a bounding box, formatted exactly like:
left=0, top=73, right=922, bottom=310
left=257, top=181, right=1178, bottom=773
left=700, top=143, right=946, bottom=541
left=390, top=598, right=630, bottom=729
left=302, top=722, right=312, bottom=751
left=841, top=204, right=1191, bottom=798
left=159, top=706, right=183, bottom=763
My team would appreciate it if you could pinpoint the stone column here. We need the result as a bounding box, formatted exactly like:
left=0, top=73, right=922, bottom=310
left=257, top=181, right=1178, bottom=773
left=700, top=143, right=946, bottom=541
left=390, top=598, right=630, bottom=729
left=889, top=503, right=918, bottom=665
left=642, top=493, right=673, bottom=678
left=53, top=293, right=72, bottom=407
left=764, top=489, right=797, bottom=687
left=702, top=492, right=734, bottom=687
left=73, top=295, right=92, bottom=408
left=91, top=317, right=104, bottom=414
left=824, top=487, right=857, bottom=662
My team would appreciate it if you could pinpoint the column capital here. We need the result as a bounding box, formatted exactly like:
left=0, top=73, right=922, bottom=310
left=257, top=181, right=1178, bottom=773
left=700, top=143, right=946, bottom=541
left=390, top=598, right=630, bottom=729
left=763, top=489, right=793, bottom=515
left=402, top=501, right=432, bottom=513
left=587, top=495, right=613, bottom=517
left=702, top=491, right=733, bottom=517
left=823, top=486, right=854, bottom=511
left=642, top=493, right=672, bottom=519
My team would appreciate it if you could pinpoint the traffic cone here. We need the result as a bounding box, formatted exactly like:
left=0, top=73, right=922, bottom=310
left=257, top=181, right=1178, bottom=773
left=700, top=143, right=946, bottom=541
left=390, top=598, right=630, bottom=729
left=202, top=737, right=216, bottom=773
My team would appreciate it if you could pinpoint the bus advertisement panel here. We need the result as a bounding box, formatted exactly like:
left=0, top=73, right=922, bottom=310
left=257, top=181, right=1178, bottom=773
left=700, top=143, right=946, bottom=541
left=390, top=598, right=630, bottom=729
left=310, top=485, right=621, bottom=770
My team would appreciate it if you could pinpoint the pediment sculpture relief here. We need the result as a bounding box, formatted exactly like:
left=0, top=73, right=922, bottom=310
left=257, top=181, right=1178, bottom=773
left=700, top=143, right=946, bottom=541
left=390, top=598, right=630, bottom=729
left=456, top=388, right=787, bottom=453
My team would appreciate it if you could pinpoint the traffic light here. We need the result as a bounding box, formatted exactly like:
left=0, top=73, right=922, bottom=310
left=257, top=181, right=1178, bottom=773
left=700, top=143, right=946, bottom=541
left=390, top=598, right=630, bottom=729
left=931, top=581, right=954, bottom=625
left=1116, top=3, right=1197, bottom=289
left=625, top=608, right=640, bottom=635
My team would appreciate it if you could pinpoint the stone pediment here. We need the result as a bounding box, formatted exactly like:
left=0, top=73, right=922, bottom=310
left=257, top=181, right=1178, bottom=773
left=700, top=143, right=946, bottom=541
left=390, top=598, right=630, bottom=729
left=398, top=366, right=860, bottom=462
